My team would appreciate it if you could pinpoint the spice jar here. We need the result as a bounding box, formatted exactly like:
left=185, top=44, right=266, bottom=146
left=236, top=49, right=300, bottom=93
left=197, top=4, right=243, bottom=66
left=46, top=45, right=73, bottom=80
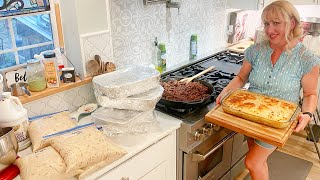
left=26, top=59, right=46, bottom=92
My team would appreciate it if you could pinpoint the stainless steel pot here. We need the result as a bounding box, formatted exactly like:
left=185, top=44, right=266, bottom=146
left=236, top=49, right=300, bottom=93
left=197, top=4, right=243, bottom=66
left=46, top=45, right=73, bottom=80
left=0, top=127, right=18, bottom=171
left=10, top=82, right=31, bottom=96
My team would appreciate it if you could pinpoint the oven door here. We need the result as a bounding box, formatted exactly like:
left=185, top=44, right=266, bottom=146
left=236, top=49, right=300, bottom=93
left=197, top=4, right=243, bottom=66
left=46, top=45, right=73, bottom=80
left=183, top=132, right=236, bottom=180
left=232, top=133, right=248, bottom=166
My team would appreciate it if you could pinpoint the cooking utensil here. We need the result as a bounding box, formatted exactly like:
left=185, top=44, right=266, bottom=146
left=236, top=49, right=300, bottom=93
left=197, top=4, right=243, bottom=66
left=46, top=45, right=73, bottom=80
left=10, top=83, right=31, bottom=96
left=159, top=78, right=214, bottom=109
left=0, top=127, right=18, bottom=172
left=87, top=59, right=100, bottom=76
left=94, top=55, right=102, bottom=74
left=180, top=66, right=215, bottom=83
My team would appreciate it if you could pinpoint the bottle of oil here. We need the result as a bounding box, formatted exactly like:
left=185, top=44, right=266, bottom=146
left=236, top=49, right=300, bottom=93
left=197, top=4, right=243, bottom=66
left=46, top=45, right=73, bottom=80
left=158, top=43, right=166, bottom=73
left=190, top=34, right=197, bottom=60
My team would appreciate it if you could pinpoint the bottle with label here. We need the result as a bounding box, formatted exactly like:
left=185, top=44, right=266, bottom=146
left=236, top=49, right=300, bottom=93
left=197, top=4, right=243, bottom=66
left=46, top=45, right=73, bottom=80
left=158, top=43, right=166, bottom=73
left=0, top=92, right=31, bottom=151
left=43, top=51, right=60, bottom=88
left=190, top=34, right=197, bottom=59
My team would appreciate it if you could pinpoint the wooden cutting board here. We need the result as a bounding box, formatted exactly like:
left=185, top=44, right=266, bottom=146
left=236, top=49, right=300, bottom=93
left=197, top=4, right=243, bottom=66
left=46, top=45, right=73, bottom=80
left=205, top=105, right=299, bottom=147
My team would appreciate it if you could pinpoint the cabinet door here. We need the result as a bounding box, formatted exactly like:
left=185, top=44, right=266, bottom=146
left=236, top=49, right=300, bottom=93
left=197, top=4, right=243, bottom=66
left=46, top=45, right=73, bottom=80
left=227, top=0, right=263, bottom=10
left=288, top=0, right=318, bottom=5
left=140, top=161, right=167, bottom=180
left=99, top=132, right=176, bottom=180
left=265, top=0, right=318, bottom=5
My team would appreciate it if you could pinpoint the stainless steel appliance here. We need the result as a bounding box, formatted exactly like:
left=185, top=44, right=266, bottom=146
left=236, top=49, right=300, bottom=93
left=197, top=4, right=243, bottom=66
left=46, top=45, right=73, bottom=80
left=301, top=17, right=320, bottom=56
left=156, top=50, right=248, bottom=180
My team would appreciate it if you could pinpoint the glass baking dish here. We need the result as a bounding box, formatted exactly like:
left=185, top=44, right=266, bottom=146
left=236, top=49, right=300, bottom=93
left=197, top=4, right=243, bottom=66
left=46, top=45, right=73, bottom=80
left=221, top=89, right=300, bottom=128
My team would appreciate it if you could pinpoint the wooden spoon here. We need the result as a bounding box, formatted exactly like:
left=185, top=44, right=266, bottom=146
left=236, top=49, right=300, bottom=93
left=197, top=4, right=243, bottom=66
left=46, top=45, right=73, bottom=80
left=180, top=66, right=215, bottom=83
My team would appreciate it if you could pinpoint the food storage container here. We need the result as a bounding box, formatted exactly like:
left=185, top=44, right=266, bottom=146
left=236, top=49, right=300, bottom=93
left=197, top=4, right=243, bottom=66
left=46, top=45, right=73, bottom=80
left=221, top=89, right=300, bottom=128
left=92, top=65, right=160, bottom=98
left=94, top=86, right=163, bottom=111
left=26, top=59, right=46, bottom=92
left=91, top=108, right=159, bottom=136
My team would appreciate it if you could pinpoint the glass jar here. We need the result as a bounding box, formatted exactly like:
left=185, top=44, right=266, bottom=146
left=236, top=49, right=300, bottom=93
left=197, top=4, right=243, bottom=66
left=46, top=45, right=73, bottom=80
left=26, top=59, right=47, bottom=92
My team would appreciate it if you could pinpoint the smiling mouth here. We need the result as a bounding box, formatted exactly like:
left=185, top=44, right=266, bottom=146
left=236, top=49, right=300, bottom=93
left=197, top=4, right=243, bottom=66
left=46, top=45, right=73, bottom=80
left=269, top=34, right=278, bottom=39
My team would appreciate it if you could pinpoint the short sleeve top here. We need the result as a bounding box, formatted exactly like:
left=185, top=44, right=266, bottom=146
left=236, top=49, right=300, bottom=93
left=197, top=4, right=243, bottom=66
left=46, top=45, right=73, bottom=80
left=244, top=41, right=320, bottom=103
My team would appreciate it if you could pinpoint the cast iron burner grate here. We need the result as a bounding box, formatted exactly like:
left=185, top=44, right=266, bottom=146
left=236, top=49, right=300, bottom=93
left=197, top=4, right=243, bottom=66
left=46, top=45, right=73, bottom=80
left=156, top=50, right=243, bottom=118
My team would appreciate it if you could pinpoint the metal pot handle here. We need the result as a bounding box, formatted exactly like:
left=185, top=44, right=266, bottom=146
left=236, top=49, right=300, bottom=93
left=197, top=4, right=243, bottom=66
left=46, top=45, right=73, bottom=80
left=192, top=131, right=236, bottom=162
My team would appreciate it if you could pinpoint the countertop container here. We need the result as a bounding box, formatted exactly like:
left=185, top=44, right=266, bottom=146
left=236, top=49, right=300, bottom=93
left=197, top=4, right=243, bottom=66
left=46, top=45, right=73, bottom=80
left=92, top=65, right=160, bottom=98
left=94, top=86, right=163, bottom=111
left=221, top=89, right=299, bottom=128
left=91, top=108, right=159, bottom=136
left=0, top=127, right=18, bottom=172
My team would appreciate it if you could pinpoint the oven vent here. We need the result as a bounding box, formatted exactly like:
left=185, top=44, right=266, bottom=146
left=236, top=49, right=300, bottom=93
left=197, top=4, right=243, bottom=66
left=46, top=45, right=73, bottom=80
left=143, top=0, right=167, bottom=5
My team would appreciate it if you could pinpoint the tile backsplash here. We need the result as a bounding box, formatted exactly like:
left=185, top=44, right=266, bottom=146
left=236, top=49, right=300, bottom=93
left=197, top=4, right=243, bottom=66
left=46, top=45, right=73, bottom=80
left=110, top=0, right=228, bottom=68
left=24, top=83, right=96, bottom=117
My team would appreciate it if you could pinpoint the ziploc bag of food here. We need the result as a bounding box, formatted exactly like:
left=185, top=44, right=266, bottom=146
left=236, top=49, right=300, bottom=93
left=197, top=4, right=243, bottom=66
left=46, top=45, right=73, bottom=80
left=15, top=146, right=82, bottom=180
left=28, top=110, right=77, bottom=152
left=48, top=123, right=127, bottom=173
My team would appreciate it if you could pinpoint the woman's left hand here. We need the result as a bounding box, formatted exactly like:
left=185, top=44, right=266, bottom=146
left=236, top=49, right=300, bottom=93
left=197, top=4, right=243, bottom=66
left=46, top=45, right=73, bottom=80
left=294, top=114, right=312, bottom=132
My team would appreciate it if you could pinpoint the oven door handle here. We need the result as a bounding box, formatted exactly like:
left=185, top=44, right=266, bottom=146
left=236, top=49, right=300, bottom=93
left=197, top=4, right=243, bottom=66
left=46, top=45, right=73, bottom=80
left=192, top=131, right=236, bottom=162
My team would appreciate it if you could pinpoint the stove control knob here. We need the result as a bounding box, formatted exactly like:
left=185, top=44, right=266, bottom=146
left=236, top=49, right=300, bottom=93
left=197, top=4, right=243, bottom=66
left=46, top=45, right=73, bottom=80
left=203, top=126, right=213, bottom=136
left=194, top=130, right=201, bottom=141
left=194, top=130, right=205, bottom=141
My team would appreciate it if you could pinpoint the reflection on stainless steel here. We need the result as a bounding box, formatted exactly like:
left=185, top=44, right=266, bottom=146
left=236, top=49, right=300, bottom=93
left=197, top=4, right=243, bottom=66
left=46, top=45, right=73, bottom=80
left=156, top=50, right=249, bottom=180
left=0, top=127, right=18, bottom=172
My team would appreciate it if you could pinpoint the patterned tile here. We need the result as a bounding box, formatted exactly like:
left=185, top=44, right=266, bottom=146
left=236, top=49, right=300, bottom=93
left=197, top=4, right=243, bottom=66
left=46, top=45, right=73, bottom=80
left=110, top=0, right=228, bottom=68
left=24, top=83, right=95, bottom=117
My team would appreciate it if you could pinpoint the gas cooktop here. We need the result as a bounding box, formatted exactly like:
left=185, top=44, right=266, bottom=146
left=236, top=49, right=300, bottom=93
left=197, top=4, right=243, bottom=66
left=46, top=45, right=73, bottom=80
left=156, top=50, right=244, bottom=123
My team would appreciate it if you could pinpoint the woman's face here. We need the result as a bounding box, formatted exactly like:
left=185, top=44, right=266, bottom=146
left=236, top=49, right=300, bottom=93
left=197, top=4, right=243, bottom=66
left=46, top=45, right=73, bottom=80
left=263, top=14, right=288, bottom=47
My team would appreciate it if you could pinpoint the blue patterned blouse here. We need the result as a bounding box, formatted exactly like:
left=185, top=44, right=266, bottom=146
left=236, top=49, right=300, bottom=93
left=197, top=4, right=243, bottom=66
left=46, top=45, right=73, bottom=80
left=244, top=41, right=320, bottom=103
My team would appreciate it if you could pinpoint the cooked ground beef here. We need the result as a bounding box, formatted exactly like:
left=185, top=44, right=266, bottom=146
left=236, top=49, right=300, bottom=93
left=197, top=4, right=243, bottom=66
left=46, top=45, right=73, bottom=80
left=160, top=80, right=210, bottom=101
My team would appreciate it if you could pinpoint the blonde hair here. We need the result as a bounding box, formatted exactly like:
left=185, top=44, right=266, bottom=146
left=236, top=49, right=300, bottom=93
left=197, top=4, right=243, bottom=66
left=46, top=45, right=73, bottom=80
left=261, top=0, right=302, bottom=47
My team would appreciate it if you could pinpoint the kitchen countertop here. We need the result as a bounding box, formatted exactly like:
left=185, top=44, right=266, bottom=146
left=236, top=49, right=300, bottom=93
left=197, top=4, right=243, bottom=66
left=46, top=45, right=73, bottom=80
left=17, top=110, right=182, bottom=179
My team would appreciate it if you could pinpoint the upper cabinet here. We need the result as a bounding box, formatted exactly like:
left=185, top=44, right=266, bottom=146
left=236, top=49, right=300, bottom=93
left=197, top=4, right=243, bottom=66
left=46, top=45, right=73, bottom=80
left=228, top=0, right=320, bottom=10
left=227, top=0, right=264, bottom=10
left=265, top=0, right=320, bottom=5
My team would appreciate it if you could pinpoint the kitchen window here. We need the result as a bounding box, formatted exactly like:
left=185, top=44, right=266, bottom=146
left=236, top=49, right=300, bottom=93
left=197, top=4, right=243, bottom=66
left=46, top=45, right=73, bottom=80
left=0, top=0, right=59, bottom=70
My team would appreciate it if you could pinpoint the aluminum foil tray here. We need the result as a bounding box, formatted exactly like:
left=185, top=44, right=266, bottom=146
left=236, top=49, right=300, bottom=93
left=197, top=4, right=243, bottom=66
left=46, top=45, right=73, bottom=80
left=94, top=86, right=163, bottom=111
left=92, top=65, right=160, bottom=98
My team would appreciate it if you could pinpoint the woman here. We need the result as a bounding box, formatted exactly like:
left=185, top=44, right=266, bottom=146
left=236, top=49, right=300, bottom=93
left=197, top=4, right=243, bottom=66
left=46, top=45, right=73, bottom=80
left=216, top=1, right=320, bottom=180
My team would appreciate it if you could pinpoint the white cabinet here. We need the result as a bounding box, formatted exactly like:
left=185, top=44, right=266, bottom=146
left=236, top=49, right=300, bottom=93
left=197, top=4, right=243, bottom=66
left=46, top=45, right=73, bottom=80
left=99, top=131, right=177, bottom=180
left=289, top=0, right=319, bottom=5
left=227, top=0, right=264, bottom=10
left=59, top=0, right=113, bottom=77
left=265, top=0, right=320, bottom=5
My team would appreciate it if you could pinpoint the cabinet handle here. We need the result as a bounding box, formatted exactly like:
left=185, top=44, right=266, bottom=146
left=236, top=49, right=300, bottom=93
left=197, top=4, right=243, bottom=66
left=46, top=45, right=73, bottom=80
left=121, top=177, right=129, bottom=180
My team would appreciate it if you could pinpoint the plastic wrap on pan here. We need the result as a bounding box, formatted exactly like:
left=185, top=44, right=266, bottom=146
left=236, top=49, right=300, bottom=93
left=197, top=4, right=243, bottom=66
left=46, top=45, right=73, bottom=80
left=92, top=65, right=160, bottom=98
left=91, top=108, right=159, bottom=136
left=94, top=86, right=163, bottom=111
left=221, top=89, right=300, bottom=128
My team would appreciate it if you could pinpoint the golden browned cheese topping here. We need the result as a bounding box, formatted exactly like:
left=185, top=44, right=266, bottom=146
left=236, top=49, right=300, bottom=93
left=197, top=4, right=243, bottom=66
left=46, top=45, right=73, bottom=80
left=222, top=90, right=297, bottom=123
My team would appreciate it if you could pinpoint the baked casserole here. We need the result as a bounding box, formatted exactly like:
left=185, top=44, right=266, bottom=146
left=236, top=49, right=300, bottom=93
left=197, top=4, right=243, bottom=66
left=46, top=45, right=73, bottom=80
left=221, top=89, right=299, bottom=128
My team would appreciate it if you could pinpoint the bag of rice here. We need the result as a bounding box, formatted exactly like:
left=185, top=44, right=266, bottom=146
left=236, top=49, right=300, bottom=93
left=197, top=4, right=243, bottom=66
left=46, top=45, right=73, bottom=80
left=78, top=140, right=127, bottom=179
left=49, top=123, right=127, bottom=173
left=28, top=111, right=77, bottom=152
left=15, top=146, right=82, bottom=180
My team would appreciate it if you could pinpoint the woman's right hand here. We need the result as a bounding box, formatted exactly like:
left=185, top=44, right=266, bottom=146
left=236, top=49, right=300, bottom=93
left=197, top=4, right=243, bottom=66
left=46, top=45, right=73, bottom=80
left=216, top=88, right=230, bottom=105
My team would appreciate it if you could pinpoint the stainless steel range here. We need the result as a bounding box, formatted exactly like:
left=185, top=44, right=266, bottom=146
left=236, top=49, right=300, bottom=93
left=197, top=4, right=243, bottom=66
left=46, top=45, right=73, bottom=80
left=156, top=50, right=249, bottom=180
